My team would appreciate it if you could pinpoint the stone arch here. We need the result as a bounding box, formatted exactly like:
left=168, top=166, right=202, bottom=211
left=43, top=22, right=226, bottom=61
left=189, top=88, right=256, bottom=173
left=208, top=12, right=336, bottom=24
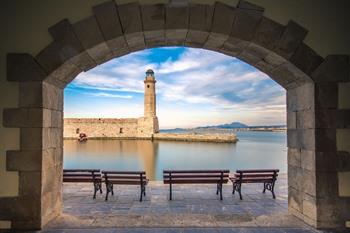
left=2, top=0, right=350, bottom=230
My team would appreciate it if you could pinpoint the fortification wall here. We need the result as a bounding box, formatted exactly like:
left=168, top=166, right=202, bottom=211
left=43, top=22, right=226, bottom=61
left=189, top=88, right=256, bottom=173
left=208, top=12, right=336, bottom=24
left=64, top=118, right=139, bottom=138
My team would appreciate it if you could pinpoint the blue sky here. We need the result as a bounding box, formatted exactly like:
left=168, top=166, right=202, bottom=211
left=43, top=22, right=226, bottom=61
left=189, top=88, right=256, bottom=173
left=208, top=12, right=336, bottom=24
left=64, top=47, right=286, bottom=129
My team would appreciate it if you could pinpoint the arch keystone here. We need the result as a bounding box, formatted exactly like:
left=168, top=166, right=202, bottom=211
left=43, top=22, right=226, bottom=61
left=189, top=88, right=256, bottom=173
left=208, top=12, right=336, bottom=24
left=141, top=4, right=166, bottom=48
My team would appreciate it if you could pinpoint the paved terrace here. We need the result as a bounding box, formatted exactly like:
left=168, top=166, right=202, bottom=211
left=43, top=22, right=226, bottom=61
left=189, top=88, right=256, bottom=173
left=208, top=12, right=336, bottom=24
left=42, top=175, right=329, bottom=232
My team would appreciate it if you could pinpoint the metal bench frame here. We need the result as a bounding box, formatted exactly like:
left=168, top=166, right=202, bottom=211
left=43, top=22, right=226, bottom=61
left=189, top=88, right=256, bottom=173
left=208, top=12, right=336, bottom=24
left=63, top=169, right=102, bottom=199
left=103, top=171, right=148, bottom=202
left=163, top=169, right=230, bottom=200
left=231, top=169, right=279, bottom=200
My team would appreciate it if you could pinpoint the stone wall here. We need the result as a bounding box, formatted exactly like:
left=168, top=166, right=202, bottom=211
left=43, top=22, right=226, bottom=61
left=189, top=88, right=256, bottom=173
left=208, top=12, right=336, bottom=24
left=64, top=118, right=139, bottom=138
left=64, top=117, right=159, bottom=139
left=153, top=133, right=237, bottom=143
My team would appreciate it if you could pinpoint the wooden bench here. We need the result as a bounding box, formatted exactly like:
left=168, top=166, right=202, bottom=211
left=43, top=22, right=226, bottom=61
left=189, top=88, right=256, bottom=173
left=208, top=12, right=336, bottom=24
left=163, top=169, right=230, bottom=200
left=63, top=169, right=102, bottom=199
left=102, top=171, right=149, bottom=202
left=230, top=169, right=279, bottom=200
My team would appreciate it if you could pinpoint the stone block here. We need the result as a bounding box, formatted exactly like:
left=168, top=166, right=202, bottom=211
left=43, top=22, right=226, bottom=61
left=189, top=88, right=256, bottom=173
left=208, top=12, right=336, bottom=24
left=19, top=82, right=43, bottom=108
left=93, top=1, right=129, bottom=54
left=19, top=171, right=42, bottom=196
left=48, top=19, right=84, bottom=59
left=35, top=42, right=67, bottom=75
left=270, top=62, right=311, bottom=90
left=42, top=148, right=63, bottom=173
left=165, top=5, right=189, bottom=30
left=294, top=82, right=314, bottom=111
left=288, top=148, right=301, bottom=167
left=3, top=108, right=43, bottom=128
left=315, top=128, right=336, bottom=152
left=338, top=171, right=350, bottom=196
left=73, top=16, right=112, bottom=64
left=185, top=30, right=208, bottom=48
left=93, top=1, right=123, bottom=40
left=316, top=171, right=339, bottom=199
left=288, top=164, right=303, bottom=191
left=50, top=110, right=63, bottom=128
left=42, top=163, right=62, bottom=195
left=338, top=82, right=350, bottom=109
left=239, top=43, right=269, bottom=65
left=337, top=151, right=350, bottom=172
left=314, top=82, right=338, bottom=109
left=288, top=185, right=303, bottom=213
left=287, top=129, right=299, bottom=148
left=220, top=37, right=249, bottom=57
left=237, top=0, right=264, bottom=12
left=337, top=129, right=350, bottom=153
left=274, top=20, right=308, bottom=59
left=205, top=33, right=229, bottom=51
left=287, top=111, right=297, bottom=129
left=253, top=17, right=284, bottom=50
left=118, top=2, right=142, bottom=34
left=42, top=127, right=63, bottom=149
left=7, top=53, right=47, bottom=82
left=314, top=109, right=337, bottom=129
left=316, top=201, right=342, bottom=228
left=302, top=192, right=317, bottom=221
left=299, top=129, right=315, bottom=150
left=312, top=55, right=349, bottom=83
left=142, top=4, right=166, bottom=47
left=20, top=128, right=43, bottom=150
left=165, top=5, right=189, bottom=45
left=302, top=169, right=316, bottom=196
left=42, top=81, right=64, bottom=111
left=314, top=151, right=337, bottom=172
left=286, top=86, right=297, bottom=112
left=211, top=2, right=235, bottom=35
left=300, top=149, right=315, bottom=171
left=118, top=3, right=145, bottom=51
left=230, top=8, right=263, bottom=41
left=296, top=109, right=315, bottom=129
left=290, top=43, right=323, bottom=76
left=142, top=4, right=165, bottom=31
left=189, top=4, right=214, bottom=31
left=6, top=150, right=42, bottom=172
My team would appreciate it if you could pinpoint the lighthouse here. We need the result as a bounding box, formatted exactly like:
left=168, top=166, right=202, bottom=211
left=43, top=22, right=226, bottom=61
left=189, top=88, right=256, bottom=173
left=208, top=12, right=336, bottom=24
left=137, top=69, right=159, bottom=136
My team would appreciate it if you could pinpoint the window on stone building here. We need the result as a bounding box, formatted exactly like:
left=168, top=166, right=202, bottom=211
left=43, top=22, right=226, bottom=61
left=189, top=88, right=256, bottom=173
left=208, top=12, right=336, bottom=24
left=147, top=85, right=150, bottom=88
left=119, top=128, right=123, bottom=134
left=76, top=128, right=80, bottom=134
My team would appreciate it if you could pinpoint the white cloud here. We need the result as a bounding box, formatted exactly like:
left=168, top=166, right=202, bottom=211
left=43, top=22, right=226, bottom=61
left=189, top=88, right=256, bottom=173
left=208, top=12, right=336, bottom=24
left=91, top=92, right=133, bottom=99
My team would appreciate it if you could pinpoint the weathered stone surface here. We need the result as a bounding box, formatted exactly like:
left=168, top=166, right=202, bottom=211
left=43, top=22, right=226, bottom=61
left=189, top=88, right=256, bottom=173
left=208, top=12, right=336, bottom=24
left=3, top=108, right=42, bottom=128
left=35, top=42, right=67, bottom=75
left=302, top=193, right=317, bottom=221
left=185, top=30, right=209, bottom=48
left=73, top=16, right=112, bottom=64
left=287, top=111, right=297, bottom=129
left=336, top=109, right=350, bottom=129
left=239, top=43, right=269, bottom=65
left=315, top=128, right=336, bottom=152
left=297, top=109, right=314, bottom=129
left=93, top=1, right=123, bottom=40
left=43, top=81, right=64, bottom=111
left=237, top=0, right=264, bottom=12
left=300, top=150, right=316, bottom=171
left=253, top=17, right=284, bottom=51
left=118, top=2, right=145, bottom=51
left=312, top=55, right=349, bottom=83
left=288, top=185, right=303, bottom=212
left=287, top=129, right=299, bottom=148
left=314, top=108, right=337, bottom=129
left=141, top=4, right=165, bottom=47
left=165, top=5, right=189, bottom=45
left=189, top=4, right=213, bottom=31
left=294, top=83, right=314, bottom=111
left=274, top=20, right=308, bottom=59
left=302, top=169, right=316, bottom=196
left=7, top=53, right=47, bottom=82
left=230, top=8, right=263, bottom=41
left=290, top=43, right=323, bottom=76
left=315, top=151, right=337, bottom=172
left=220, top=37, right=249, bottom=57
left=270, top=62, right=311, bottom=90
left=337, top=151, right=350, bottom=171
left=205, top=33, right=230, bottom=51
left=93, top=1, right=129, bottom=54
left=299, top=129, right=315, bottom=150
left=6, top=150, right=42, bottom=171
left=19, top=171, right=42, bottom=196
left=288, top=148, right=301, bottom=167
left=20, top=128, right=43, bottom=150
left=211, top=2, right=235, bottom=35
left=314, top=82, right=338, bottom=109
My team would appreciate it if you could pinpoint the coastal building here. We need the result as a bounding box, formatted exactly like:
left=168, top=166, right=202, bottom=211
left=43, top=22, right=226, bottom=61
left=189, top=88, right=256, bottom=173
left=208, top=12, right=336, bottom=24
left=64, top=69, right=159, bottom=139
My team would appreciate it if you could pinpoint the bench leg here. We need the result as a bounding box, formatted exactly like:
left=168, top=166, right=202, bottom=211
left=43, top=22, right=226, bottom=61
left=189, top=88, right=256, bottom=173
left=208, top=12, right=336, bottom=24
left=271, top=182, right=276, bottom=199
left=263, top=182, right=266, bottom=193
left=105, top=183, right=113, bottom=201
left=217, top=183, right=223, bottom=200
left=216, top=183, right=219, bottom=195
left=232, top=183, right=236, bottom=195
left=140, top=184, right=146, bottom=202
left=169, top=183, right=172, bottom=200
left=237, top=183, right=242, bottom=200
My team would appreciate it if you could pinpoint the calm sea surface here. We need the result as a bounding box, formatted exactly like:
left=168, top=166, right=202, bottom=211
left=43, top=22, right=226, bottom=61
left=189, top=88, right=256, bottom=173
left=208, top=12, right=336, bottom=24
left=63, top=131, right=287, bottom=181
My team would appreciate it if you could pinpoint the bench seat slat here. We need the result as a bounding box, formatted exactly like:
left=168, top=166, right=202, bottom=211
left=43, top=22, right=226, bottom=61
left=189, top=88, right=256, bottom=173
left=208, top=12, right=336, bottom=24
left=104, top=175, right=146, bottom=180
left=164, top=170, right=229, bottom=174
left=64, top=169, right=100, bottom=173
left=236, top=169, right=279, bottom=173
left=164, top=179, right=228, bottom=184
left=164, top=174, right=229, bottom=179
left=103, top=171, right=146, bottom=175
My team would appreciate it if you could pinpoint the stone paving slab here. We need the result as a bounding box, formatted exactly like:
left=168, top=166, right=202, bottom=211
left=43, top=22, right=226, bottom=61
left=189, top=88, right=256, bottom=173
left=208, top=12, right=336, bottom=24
left=39, top=175, right=334, bottom=232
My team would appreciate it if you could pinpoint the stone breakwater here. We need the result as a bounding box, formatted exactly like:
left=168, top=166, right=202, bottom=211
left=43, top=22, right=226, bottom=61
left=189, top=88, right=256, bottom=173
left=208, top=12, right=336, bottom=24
left=152, top=133, right=238, bottom=143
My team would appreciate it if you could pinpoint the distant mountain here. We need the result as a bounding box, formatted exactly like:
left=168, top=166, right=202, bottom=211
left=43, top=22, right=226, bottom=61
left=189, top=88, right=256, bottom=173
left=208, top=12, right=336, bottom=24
left=215, top=122, right=249, bottom=129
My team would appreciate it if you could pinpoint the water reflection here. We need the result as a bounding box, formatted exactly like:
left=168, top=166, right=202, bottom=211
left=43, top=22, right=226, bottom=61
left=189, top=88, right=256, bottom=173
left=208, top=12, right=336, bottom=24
left=64, top=131, right=287, bottom=181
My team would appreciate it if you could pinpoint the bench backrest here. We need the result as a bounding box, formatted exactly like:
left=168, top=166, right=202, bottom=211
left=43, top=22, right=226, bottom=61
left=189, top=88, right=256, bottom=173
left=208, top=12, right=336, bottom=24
left=163, top=169, right=230, bottom=184
left=102, top=171, right=147, bottom=184
left=63, top=169, right=101, bottom=183
left=234, top=169, right=279, bottom=182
